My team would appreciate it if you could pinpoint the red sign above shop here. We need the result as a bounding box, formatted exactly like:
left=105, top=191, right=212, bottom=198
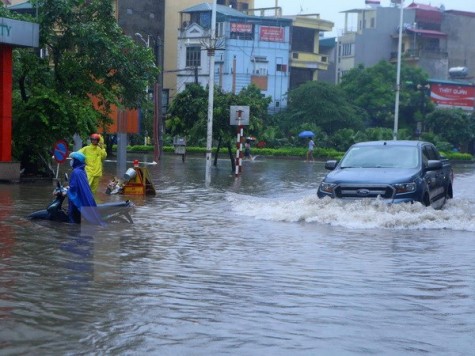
left=259, top=26, right=284, bottom=42
left=231, top=23, right=253, bottom=33
left=430, top=83, right=475, bottom=111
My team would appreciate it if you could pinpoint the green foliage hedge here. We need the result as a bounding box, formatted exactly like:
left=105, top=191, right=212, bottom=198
left=123, top=145, right=473, bottom=161
left=127, top=145, right=344, bottom=160
left=440, top=152, right=473, bottom=161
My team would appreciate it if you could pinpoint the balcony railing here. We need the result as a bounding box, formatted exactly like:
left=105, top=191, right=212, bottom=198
left=390, top=48, right=448, bottom=61
left=290, top=51, right=328, bottom=69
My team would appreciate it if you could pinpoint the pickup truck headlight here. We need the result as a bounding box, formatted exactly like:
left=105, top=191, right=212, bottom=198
left=393, top=182, right=416, bottom=193
left=320, top=182, right=337, bottom=194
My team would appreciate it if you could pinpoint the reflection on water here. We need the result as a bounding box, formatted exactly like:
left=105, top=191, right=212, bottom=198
left=0, top=155, right=475, bottom=354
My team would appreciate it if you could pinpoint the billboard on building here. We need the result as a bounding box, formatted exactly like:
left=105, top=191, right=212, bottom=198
left=259, top=26, right=284, bottom=42
left=430, top=82, right=475, bottom=111
left=230, top=22, right=254, bottom=40
left=231, top=23, right=253, bottom=34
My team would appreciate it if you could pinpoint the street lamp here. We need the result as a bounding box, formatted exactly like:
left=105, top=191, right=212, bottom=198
left=135, top=32, right=162, bottom=163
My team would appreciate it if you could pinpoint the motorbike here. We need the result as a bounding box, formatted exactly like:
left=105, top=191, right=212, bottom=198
left=28, top=175, right=134, bottom=224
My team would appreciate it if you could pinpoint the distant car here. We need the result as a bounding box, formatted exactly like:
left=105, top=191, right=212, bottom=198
left=317, top=140, right=454, bottom=209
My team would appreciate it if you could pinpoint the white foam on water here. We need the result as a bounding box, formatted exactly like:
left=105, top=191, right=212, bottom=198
left=227, top=192, right=475, bottom=231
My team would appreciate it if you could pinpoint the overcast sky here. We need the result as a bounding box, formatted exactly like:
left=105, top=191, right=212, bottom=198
left=254, top=0, right=475, bottom=37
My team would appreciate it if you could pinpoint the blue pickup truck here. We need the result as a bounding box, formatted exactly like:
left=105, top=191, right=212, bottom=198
left=317, top=140, right=454, bottom=209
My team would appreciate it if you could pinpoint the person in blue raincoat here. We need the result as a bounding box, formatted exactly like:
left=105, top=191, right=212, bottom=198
left=67, top=152, right=104, bottom=225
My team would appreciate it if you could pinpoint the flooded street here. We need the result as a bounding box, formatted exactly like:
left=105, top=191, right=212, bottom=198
left=1, top=154, right=475, bottom=354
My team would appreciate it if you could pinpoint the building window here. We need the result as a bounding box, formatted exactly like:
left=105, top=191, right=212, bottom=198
left=186, top=46, right=201, bottom=67
left=253, top=66, right=267, bottom=76
left=217, top=22, right=225, bottom=37
left=276, top=64, right=287, bottom=72
left=341, top=43, right=353, bottom=57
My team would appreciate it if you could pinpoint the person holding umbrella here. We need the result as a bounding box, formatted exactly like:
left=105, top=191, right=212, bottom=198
left=298, top=131, right=316, bottom=162
left=306, top=137, right=315, bottom=162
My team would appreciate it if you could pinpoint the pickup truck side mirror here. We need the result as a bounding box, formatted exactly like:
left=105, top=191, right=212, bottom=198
left=325, top=160, right=338, bottom=170
left=426, top=160, right=443, bottom=171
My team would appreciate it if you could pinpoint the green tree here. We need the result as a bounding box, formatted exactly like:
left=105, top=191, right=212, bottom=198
left=10, top=0, right=158, bottom=174
left=424, top=109, right=475, bottom=150
left=283, top=81, right=367, bottom=137
left=166, top=84, right=271, bottom=172
left=340, top=60, right=430, bottom=131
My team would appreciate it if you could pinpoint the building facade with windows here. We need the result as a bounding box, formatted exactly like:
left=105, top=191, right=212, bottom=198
left=286, top=14, right=333, bottom=90
left=176, top=3, right=291, bottom=112
left=164, top=0, right=254, bottom=104
left=336, top=2, right=475, bottom=85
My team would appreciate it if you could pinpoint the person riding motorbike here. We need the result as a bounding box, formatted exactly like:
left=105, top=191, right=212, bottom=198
left=79, top=133, right=107, bottom=194
left=67, top=152, right=104, bottom=225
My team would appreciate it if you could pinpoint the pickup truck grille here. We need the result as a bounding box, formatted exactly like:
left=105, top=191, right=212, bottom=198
left=334, top=184, right=395, bottom=199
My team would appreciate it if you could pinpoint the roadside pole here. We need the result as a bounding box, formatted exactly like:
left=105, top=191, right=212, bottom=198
left=205, top=0, right=217, bottom=187
left=230, top=106, right=250, bottom=177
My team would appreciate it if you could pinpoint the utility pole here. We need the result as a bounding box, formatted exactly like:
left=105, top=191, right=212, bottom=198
left=136, top=32, right=162, bottom=163
left=154, top=36, right=163, bottom=163
left=393, top=0, right=404, bottom=141
left=205, top=0, right=217, bottom=186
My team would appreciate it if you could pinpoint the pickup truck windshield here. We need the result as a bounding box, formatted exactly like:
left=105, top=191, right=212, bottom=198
left=340, top=146, right=419, bottom=169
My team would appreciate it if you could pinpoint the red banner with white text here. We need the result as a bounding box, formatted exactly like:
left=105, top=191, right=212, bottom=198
left=430, top=83, right=475, bottom=111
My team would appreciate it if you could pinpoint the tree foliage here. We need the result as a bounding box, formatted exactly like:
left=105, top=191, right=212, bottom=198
left=340, top=60, right=430, bottom=129
left=424, top=109, right=475, bottom=149
left=167, top=84, right=270, bottom=146
left=282, top=81, right=367, bottom=137
left=166, top=84, right=271, bottom=170
left=10, top=0, right=158, bottom=173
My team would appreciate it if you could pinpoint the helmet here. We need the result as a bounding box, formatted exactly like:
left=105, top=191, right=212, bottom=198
left=69, top=151, right=86, bottom=163
left=90, top=133, right=101, bottom=141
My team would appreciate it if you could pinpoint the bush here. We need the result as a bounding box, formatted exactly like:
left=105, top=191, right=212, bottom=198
left=440, top=151, right=473, bottom=161
left=120, top=144, right=471, bottom=162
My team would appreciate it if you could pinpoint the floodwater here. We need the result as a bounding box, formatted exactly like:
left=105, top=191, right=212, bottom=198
left=1, top=154, right=475, bottom=355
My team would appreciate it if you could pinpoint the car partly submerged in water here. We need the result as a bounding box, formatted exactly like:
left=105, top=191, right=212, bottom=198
left=317, top=140, right=454, bottom=209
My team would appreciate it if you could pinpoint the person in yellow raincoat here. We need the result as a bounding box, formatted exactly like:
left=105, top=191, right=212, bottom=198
left=79, top=133, right=107, bottom=194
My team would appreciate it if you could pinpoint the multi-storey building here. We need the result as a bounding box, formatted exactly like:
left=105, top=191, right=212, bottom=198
left=441, top=9, right=475, bottom=78
left=245, top=6, right=334, bottom=92
left=164, top=0, right=254, bottom=105
left=117, top=1, right=164, bottom=42
left=285, top=14, right=333, bottom=90
left=175, top=3, right=334, bottom=111
left=317, top=37, right=338, bottom=84
left=177, top=3, right=291, bottom=112
left=336, top=2, right=475, bottom=84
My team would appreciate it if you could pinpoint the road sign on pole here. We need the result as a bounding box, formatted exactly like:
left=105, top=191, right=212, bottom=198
left=230, top=106, right=250, bottom=126
left=53, top=140, right=69, bottom=164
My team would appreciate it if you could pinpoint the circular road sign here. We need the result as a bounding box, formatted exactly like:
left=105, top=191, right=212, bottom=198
left=53, top=140, right=69, bottom=163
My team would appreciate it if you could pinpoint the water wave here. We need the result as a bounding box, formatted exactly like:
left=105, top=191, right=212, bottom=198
left=228, top=193, right=475, bottom=231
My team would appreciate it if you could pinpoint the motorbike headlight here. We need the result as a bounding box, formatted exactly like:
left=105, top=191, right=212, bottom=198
left=393, top=182, right=416, bottom=193
left=319, top=182, right=337, bottom=194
